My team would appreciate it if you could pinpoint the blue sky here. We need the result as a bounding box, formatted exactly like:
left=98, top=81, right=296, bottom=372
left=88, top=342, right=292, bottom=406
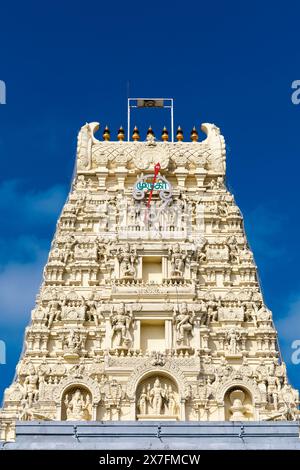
left=0, top=0, right=300, bottom=399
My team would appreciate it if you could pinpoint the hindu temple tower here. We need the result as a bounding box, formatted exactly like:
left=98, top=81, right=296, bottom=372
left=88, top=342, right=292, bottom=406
left=1, top=101, right=298, bottom=443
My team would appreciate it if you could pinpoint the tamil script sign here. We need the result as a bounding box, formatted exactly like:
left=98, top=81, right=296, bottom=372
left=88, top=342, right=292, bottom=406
left=133, top=174, right=172, bottom=201
left=135, top=181, right=169, bottom=191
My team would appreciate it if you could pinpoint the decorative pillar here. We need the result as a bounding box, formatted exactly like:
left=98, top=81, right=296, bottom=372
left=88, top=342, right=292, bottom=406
left=92, top=403, right=97, bottom=420
left=165, top=319, right=173, bottom=350
left=137, top=257, right=142, bottom=280
left=104, top=319, right=112, bottom=350
left=180, top=398, right=186, bottom=420
left=193, top=321, right=201, bottom=350
left=115, top=168, right=128, bottom=191
left=133, top=320, right=141, bottom=350
left=162, top=256, right=168, bottom=279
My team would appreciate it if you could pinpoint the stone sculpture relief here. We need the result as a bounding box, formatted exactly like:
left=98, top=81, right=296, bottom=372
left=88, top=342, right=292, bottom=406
left=137, top=377, right=178, bottom=417
left=110, top=303, right=134, bottom=349
left=173, top=303, right=195, bottom=348
left=63, top=388, right=92, bottom=421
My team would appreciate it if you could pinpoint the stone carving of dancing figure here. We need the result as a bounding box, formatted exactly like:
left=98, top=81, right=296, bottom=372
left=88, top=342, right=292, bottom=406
left=173, top=303, right=195, bottom=347
left=117, top=243, right=137, bottom=279
left=64, top=389, right=91, bottom=421
left=110, top=303, right=133, bottom=348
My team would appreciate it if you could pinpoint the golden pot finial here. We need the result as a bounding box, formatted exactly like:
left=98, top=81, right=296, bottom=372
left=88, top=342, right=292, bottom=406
left=103, top=125, right=110, bottom=141
left=161, top=126, right=169, bottom=141
left=176, top=126, right=183, bottom=141
left=190, top=126, right=198, bottom=142
left=132, top=126, right=140, bottom=141
left=117, top=126, right=125, bottom=141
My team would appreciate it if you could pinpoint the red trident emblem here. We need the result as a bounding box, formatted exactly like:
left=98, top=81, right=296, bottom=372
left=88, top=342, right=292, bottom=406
left=146, top=162, right=161, bottom=208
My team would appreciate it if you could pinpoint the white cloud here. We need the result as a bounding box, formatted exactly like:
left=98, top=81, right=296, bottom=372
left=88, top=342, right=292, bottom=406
left=0, top=181, right=67, bottom=324
left=0, top=180, right=66, bottom=229
left=276, top=298, right=300, bottom=344
left=0, top=247, right=47, bottom=325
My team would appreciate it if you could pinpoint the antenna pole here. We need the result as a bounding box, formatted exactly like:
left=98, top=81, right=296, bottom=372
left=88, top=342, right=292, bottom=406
left=171, top=99, right=174, bottom=142
left=127, top=98, right=130, bottom=141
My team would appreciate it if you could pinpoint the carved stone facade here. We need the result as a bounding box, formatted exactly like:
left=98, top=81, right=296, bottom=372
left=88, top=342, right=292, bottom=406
left=0, top=122, right=298, bottom=441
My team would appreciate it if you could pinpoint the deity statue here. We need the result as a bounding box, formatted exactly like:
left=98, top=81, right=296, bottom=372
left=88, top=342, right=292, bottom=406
left=209, top=176, right=224, bottom=190
left=216, top=195, right=229, bottom=217
left=86, top=290, right=103, bottom=326
left=138, top=386, right=148, bottom=415
left=279, top=382, right=299, bottom=419
left=96, top=236, right=114, bottom=264
left=110, top=303, right=133, bottom=348
left=243, top=298, right=258, bottom=325
left=117, top=243, right=137, bottom=278
left=275, top=359, right=287, bottom=382
left=226, top=329, right=240, bottom=354
left=149, top=378, right=165, bottom=415
left=204, top=376, right=215, bottom=400
left=62, top=235, right=77, bottom=265
left=173, top=303, right=195, bottom=347
left=64, top=330, right=82, bottom=353
left=75, top=174, right=87, bottom=190
left=267, top=362, right=281, bottom=410
left=85, top=394, right=93, bottom=419
left=206, top=296, right=219, bottom=322
left=229, top=389, right=248, bottom=421
left=137, top=378, right=178, bottom=417
left=166, top=385, right=177, bottom=415
left=64, top=389, right=92, bottom=421
left=23, top=364, right=39, bottom=406
left=198, top=300, right=210, bottom=326
left=226, top=236, right=240, bottom=264
left=151, top=351, right=165, bottom=367
left=45, top=294, right=62, bottom=328
left=239, top=246, right=253, bottom=263
left=168, top=243, right=189, bottom=278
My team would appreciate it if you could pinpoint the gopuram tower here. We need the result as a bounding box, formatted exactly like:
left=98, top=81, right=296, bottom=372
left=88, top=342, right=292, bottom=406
left=1, top=109, right=299, bottom=441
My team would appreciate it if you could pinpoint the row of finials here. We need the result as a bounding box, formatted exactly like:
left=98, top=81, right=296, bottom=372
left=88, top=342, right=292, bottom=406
left=100, top=125, right=201, bottom=142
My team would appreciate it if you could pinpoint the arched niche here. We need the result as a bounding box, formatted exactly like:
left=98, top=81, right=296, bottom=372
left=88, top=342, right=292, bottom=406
left=61, top=385, right=92, bottom=421
left=224, top=386, right=254, bottom=421
left=53, top=375, right=101, bottom=420
left=136, top=372, right=180, bottom=420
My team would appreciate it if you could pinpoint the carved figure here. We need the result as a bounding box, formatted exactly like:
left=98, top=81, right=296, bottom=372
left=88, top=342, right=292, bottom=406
left=117, top=243, right=137, bottom=278
left=173, top=303, right=194, bottom=347
left=64, top=389, right=91, bottom=420
left=110, top=303, right=133, bottom=348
